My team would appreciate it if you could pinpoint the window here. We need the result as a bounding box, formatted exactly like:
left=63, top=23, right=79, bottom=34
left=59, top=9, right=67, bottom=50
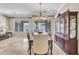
left=15, top=21, right=29, bottom=32
left=35, top=22, right=45, bottom=32
left=23, top=22, right=29, bottom=32
left=35, top=20, right=51, bottom=32
left=38, top=23, right=45, bottom=30
left=15, top=22, right=20, bottom=32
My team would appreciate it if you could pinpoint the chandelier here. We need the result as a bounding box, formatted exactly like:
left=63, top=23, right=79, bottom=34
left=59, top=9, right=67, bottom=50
left=36, top=3, right=45, bottom=21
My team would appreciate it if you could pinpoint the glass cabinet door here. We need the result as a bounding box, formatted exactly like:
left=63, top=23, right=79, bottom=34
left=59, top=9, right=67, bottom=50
left=55, top=19, right=60, bottom=33
left=70, top=16, right=76, bottom=38
left=60, top=18, right=64, bottom=35
left=64, top=16, right=69, bottom=37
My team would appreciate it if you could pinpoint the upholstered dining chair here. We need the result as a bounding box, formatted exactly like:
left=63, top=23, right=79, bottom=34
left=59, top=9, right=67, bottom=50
left=33, top=34, right=49, bottom=55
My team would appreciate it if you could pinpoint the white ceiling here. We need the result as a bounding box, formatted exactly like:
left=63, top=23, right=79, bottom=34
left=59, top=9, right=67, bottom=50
left=0, top=3, right=64, bottom=17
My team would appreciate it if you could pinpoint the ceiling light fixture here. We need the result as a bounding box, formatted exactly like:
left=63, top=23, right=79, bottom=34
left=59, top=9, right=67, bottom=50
left=36, top=3, right=45, bottom=21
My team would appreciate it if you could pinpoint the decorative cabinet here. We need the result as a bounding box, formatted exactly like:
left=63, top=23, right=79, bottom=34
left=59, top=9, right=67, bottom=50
left=55, top=10, right=78, bottom=55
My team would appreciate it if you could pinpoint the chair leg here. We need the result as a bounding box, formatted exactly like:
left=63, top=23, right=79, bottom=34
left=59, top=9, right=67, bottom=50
left=34, top=53, right=37, bottom=55
left=34, top=52, right=48, bottom=55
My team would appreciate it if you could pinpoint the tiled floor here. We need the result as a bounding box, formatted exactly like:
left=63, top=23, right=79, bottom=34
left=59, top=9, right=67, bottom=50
left=0, top=36, right=28, bottom=55
left=0, top=36, right=66, bottom=55
left=53, top=43, right=66, bottom=55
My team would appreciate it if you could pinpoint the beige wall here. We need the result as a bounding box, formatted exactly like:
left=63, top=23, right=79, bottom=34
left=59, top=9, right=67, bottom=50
left=55, top=3, right=79, bottom=54
left=0, top=15, right=8, bottom=34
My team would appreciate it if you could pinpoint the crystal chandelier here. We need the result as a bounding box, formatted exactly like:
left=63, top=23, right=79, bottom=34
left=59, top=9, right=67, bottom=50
left=36, top=3, right=45, bottom=21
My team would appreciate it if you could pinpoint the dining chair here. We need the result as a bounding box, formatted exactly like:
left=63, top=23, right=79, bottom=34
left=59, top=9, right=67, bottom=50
left=33, top=34, right=49, bottom=55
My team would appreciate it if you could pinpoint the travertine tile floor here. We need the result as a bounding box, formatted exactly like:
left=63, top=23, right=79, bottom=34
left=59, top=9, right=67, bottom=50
left=0, top=36, right=28, bottom=55
left=0, top=36, right=66, bottom=55
left=53, top=43, right=66, bottom=55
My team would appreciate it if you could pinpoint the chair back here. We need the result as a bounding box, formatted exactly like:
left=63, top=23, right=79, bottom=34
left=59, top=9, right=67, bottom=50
left=33, top=34, right=48, bottom=54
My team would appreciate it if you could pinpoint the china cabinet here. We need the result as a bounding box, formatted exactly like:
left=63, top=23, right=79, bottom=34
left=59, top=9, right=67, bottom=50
left=55, top=10, right=78, bottom=55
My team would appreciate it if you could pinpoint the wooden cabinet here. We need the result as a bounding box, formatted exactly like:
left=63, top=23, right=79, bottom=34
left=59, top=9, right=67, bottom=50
left=55, top=10, right=78, bottom=55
